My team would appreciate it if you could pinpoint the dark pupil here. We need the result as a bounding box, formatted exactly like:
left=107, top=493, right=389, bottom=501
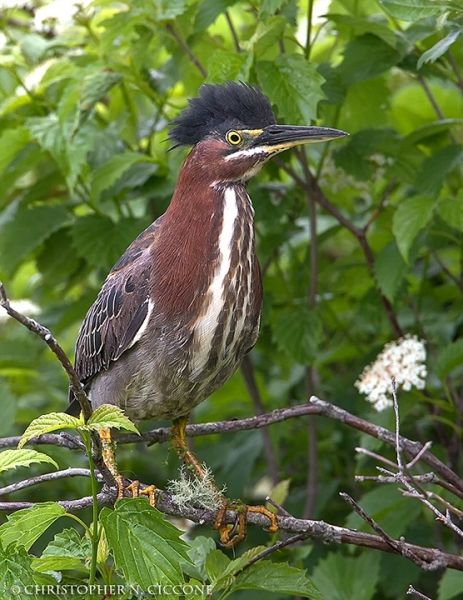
left=230, top=134, right=239, bottom=143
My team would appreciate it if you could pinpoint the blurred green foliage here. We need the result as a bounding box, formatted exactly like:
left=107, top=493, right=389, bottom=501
left=1, top=0, right=463, bottom=598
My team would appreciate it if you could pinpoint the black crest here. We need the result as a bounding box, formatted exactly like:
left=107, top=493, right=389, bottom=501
left=169, top=82, right=276, bottom=147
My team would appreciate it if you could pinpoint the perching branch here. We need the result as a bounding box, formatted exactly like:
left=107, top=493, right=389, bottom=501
left=3, top=284, right=463, bottom=572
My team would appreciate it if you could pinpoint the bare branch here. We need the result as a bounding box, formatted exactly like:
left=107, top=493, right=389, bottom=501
left=0, top=468, right=99, bottom=496
left=0, top=282, right=92, bottom=421
left=1, top=486, right=461, bottom=571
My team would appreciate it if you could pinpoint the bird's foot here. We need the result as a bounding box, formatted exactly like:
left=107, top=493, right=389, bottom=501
left=214, top=499, right=279, bottom=548
left=100, top=427, right=157, bottom=506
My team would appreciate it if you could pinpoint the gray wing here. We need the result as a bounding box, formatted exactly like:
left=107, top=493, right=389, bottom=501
left=69, top=218, right=162, bottom=408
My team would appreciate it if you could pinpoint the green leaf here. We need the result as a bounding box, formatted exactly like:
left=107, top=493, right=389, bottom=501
left=42, top=528, right=92, bottom=561
left=205, top=550, right=231, bottom=584
left=0, top=449, right=58, bottom=473
left=90, top=152, right=155, bottom=201
left=72, top=214, right=147, bottom=271
left=0, top=504, right=65, bottom=551
left=100, top=498, right=192, bottom=589
left=0, top=378, right=16, bottom=436
left=416, top=144, right=463, bottom=198
left=345, top=486, right=421, bottom=538
left=85, top=404, right=139, bottom=434
left=19, top=413, right=81, bottom=448
left=235, top=561, right=324, bottom=599
left=271, top=305, right=323, bottom=364
left=76, top=70, right=123, bottom=127
left=0, top=544, right=52, bottom=600
left=186, top=536, right=216, bottom=580
left=194, top=0, right=237, bottom=32
left=0, top=127, right=30, bottom=174
left=439, top=192, right=463, bottom=231
left=338, top=34, right=403, bottom=86
left=0, top=202, right=72, bottom=276
left=418, top=29, right=461, bottom=69
left=257, top=54, right=325, bottom=124
left=392, top=196, right=436, bottom=262
left=207, top=50, right=252, bottom=83
left=260, top=0, right=289, bottom=18
left=326, top=14, right=397, bottom=47
left=152, top=0, right=188, bottom=20
left=32, top=555, right=85, bottom=573
left=436, top=338, right=463, bottom=380
left=438, top=568, right=463, bottom=600
left=267, top=478, right=291, bottom=512
left=311, top=552, right=379, bottom=600
left=374, top=241, right=408, bottom=302
left=381, top=0, right=459, bottom=20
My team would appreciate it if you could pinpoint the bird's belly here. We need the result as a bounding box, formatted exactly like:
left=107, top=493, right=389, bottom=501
left=89, top=317, right=258, bottom=422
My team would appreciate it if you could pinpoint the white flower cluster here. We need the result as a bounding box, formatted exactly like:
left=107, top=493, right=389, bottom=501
left=355, top=335, right=427, bottom=411
left=33, top=0, right=92, bottom=33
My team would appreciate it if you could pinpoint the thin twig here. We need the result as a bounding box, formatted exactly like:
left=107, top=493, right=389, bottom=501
left=407, top=584, right=433, bottom=599
left=165, top=24, right=207, bottom=78
left=0, top=468, right=98, bottom=496
left=0, top=282, right=92, bottom=421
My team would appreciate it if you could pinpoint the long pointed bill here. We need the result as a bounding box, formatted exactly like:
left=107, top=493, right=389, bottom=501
left=251, top=124, right=348, bottom=153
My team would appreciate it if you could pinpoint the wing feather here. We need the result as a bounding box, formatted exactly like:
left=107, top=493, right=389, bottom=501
left=72, top=218, right=161, bottom=390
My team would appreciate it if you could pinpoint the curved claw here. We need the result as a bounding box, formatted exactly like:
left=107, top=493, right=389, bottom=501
left=214, top=501, right=278, bottom=548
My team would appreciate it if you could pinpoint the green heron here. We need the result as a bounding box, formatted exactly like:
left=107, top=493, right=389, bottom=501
left=70, top=81, right=347, bottom=545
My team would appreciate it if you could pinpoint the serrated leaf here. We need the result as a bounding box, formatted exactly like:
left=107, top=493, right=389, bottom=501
left=72, top=214, right=147, bottom=271
left=194, top=0, right=237, bottom=32
left=207, top=50, right=251, bottom=83
left=90, top=152, right=155, bottom=201
left=100, top=498, right=192, bottom=589
left=374, top=241, right=408, bottom=302
left=436, top=338, right=463, bottom=380
left=235, top=561, right=324, bottom=599
left=392, top=196, right=435, bottom=262
left=381, top=0, right=459, bottom=21
left=438, top=568, right=463, bottom=600
left=311, top=552, right=379, bottom=600
left=0, top=504, right=65, bottom=551
left=19, top=413, right=81, bottom=449
left=418, top=29, right=461, bottom=69
left=271, top=305, right=323, bottom=364
left=42, top=528, right=92, bottom=561
left=85, top=404, right=139, bottom=434
left=0, top=544, right=53, bottom=600
left=0, top=202, right=72, bottom=276
left=77, top=70, right=122, bottom=127
left=257, top=55, right=325, bottom=124
left=260, top=0, right=288, bottom=18
left=0, top=449, right=58, bottom=473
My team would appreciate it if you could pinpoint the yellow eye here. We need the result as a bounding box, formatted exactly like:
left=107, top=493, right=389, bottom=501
left=226, top=130, right=242, bottom=145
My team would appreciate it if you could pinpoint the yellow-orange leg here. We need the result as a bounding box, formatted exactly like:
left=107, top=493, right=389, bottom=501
left=99, top=427, right=156, bottom=505
left=170, top=416, right=279, bottom=547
